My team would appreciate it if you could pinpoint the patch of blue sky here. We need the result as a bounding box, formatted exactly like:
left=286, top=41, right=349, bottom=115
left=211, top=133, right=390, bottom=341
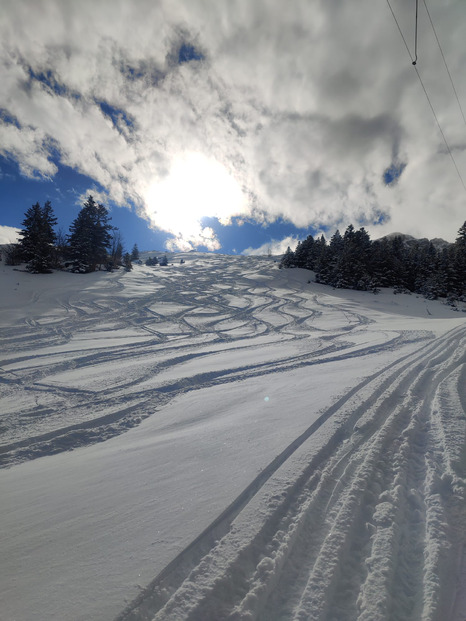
left=383, top=162, right=406, bottom=185
left=97, top=101, right=134, bottom=132
left=0, top=108, right=21, bottom=129
left=178, top=43, right=204, bottom=64
left=370, top=210, right=390, bottom=226
left=26, top=67, right=68, bottom=97
left=200, top=216, right=320, bottom=253
left=1, top=157, right=97, bottom=230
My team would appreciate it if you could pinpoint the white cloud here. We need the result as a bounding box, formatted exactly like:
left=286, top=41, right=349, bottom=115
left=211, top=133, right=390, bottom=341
left=242, top=235, right=299, bottom=256
left=1, top=0, right=466, bottom=244
left=77, top=189, right=111, bottom=209
left=165, top=227, right=221, bottom=252
left=0, top=225, right=20, bottom=244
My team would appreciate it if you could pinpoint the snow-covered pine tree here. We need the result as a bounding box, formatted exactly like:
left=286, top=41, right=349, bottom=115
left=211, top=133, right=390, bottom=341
left=313, top=235, right=329, bottom=283
left=68, top=196, right=113, bottom=273
left=294, top=235, right=315, bottom=269
left=323, top=229, right=344, bottom=287
left=18, top=200, right=57, bottom=273
left=279, top=246, right=295, bottom=268
left=453, top=221, right=466, bottom=297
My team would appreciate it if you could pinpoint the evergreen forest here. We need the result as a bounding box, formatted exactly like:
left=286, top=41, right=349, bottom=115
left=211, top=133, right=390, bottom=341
left=280, top=222, right=466, bottom=304
left=3, top=196, right=133, bottom=274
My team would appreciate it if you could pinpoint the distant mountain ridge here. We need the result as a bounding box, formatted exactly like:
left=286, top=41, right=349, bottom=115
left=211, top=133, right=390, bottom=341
left=377, top=232, right=451, bottom=251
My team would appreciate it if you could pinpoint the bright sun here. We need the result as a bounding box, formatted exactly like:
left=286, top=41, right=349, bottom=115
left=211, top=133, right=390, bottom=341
left=144, top=152, right=246, bottom=250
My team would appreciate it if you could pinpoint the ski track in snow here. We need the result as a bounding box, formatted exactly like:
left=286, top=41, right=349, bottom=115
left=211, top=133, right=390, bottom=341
left=0, top=256, right=420, bottom=468
left=117, top=322, right=466, bottom=621
left=1, top=254, right=465, bottom=621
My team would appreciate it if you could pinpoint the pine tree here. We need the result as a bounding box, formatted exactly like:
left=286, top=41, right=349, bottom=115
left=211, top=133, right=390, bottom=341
left=413, top=242, right=438, bottom=295
left=68, top=196, right=112, bottom=273
left=18, top=200, right=57, bottom=273
left=323, top=225, right=373, bottom=290
left=4, top=244, right=23, bottom=266
left=294, top=235, right=315, bottom=269
left=123, top=252, right=133, bottom=271
left=53, top=228, right=68, bottom=268
left=352, top=227, right=372, bottom=290
left=19, top=202, right=42, bottom=263
left=109, top=230, right=124, bottom=269
left=314, top=235, right=329, bottom=282
left=389, top=236, right=410, bottom=292
left=280, top=247, right=295, bottom=268
left=131, top=244, right=139, bottom=261
left=454, top=221, right=466, bottom=297
left=370, top=240, right=391, bottom=287
left=324, top=230, right=344, bottom=286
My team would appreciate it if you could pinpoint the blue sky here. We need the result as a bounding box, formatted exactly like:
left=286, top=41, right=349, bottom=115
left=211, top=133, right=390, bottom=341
left=1, top=0, right=466, bottom=251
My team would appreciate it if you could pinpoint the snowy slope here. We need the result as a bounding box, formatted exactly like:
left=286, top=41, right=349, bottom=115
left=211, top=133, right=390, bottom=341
left=0, top=255, right=465, bottom=621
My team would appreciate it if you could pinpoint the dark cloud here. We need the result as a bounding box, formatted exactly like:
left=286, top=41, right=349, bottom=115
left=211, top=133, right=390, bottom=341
left=327, top=113, right=404, bottom=160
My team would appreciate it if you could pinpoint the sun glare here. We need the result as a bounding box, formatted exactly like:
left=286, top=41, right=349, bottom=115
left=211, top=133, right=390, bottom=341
left=144, top=153, right=245, bottom=250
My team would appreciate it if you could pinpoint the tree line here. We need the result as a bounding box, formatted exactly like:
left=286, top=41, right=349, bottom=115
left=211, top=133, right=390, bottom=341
left=3, top=196, right=140, bottom=274
left=280, top=222, right=466, bottom=304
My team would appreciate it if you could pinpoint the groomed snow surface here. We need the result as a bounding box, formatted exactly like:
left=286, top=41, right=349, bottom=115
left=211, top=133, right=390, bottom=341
left=1, top=253, right=465, bottom=621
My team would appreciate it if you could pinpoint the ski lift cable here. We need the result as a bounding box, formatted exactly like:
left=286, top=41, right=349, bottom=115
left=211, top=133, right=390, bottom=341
left=413, top=0, right=419, bottom=65
left=385, top=0, right=414, bottom=62
left=423, top=0, right=466, bottom=127
left=385, top=0, right=466, bottom=194
left=413, top=66, right=466, bottom=193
